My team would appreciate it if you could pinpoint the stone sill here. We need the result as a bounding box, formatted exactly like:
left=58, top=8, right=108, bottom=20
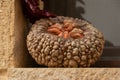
left=0, top=68, right=120, bottom=80
left=7, top=68, right=120, bottom=80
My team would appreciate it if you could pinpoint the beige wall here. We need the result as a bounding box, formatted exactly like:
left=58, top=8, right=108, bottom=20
left=0, top=0, right=15, bottom=68
left=0, top=0, right=15, bottom=79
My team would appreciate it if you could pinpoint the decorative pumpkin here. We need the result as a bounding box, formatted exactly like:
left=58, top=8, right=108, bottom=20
left=27, top=16, right=104, bottom=67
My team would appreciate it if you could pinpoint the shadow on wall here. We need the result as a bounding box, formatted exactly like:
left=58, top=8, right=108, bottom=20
left=105, top=40, right=114, bottom=47
left=44, top=0, right=85, bottom=19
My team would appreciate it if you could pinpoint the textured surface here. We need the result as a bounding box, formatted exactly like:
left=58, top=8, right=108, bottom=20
left=8, top=68, right=120, bottom=80
left=0, top=0, right=37, bottom=68
left=27, top=17, right=104, bottom=67
left=0, top=0, right=15, bottom=79
left=0, top=0, right=15, bottom=68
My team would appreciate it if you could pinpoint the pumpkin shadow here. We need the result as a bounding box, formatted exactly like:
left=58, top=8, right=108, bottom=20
left=105, top=40, right=114, bottom=47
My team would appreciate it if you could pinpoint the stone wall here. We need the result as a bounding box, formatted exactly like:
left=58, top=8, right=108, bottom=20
left=0, top=0, right=15, bottom=68
left=0, top=0, right=120, bottom=80
left=0, top=0, right=37, bottom=68
left=0, top=0, right=15, bottom=79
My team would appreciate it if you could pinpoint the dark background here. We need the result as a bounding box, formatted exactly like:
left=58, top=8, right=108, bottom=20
left=44, top=0, right=120, bottom=47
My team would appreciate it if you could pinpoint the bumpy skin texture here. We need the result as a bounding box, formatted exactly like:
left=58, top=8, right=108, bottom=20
left=27, top=16, right=104, bottom=67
